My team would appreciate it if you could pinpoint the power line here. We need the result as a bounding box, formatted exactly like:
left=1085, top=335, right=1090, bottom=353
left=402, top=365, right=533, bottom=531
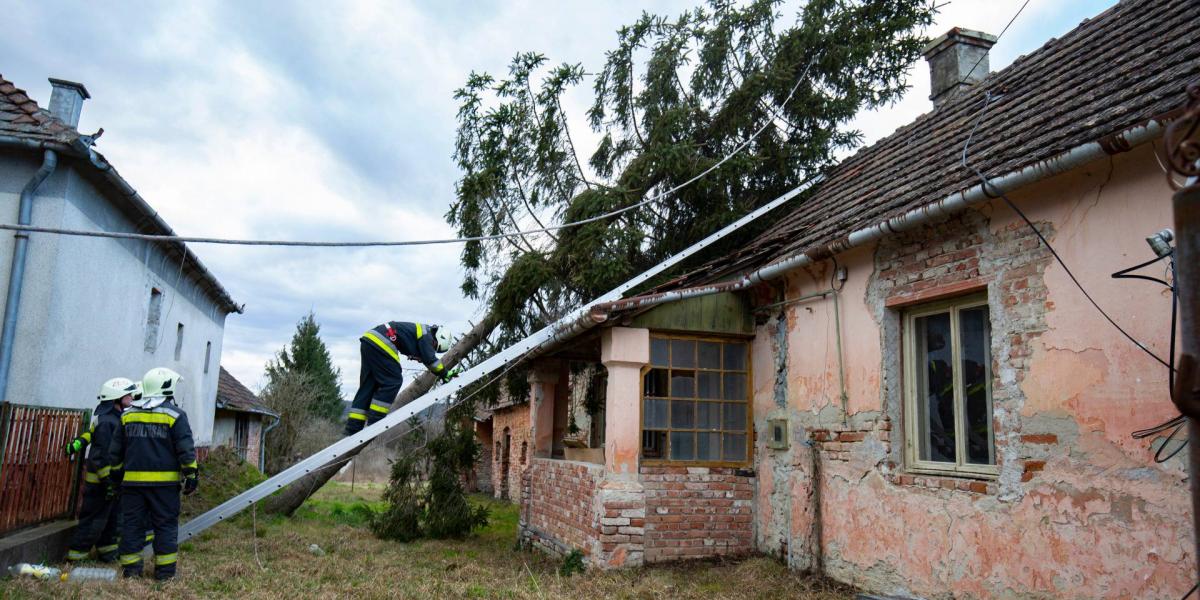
left=0, top=59, right=819, bottom=250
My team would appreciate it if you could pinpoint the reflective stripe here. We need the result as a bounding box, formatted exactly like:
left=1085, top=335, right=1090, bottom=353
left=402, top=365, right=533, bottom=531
left=120, top=554, right=142, bottom=565
left=85, top=472, right=101, bottom=484
left=81, top=431, right=92, bottom=443
left=363, top=331, right=401, bottom=362
left=348, top=412, right=367, bottom=421
left=155, top=553, right=177, bottom=565
left=415, top=323, right=424, bottom=339
left=182, top=460, right=198, bottom=470
left=97, top=465, right=111, bottom=478
left=432, top=362, right=445, bottom=373
left=97, top=544, right=119, bottom=554
left=113, top=462, right=124, bottom=471
left=122, top=411, right=176, bottom=426
left=67, top=549, right=89, bottom=560
left=124, top=470, right=181, bottom=483
left=145, top=533, right=155, bottom=542
left=369, top=402, right=390, bottom=414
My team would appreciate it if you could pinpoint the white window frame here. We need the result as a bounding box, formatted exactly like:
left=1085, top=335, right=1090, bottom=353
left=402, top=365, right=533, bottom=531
left=903, top=294, right=997, bottom=478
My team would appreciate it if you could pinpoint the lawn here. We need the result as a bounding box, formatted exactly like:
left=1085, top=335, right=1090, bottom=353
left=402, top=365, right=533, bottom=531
left=2, top=483, right=855, bottom=599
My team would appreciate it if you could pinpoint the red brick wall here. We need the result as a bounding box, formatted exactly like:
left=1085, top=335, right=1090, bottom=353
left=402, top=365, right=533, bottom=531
left=523, top=458, right=603, bottom=556
left=641, top=466, right=754, bottom=562
left=491, top=404, right=531, bottom=502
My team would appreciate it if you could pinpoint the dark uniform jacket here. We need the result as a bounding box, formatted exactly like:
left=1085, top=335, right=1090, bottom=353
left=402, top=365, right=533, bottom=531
left=362, top=322, right=446, bottom=375
left=107, top=401, right=197, bottom=486
left=82, top=400, right=121, bottom=484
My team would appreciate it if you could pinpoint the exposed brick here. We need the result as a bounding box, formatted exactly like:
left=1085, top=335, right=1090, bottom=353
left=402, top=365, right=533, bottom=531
left=1024, top=460, right=1046, bottom=473
left=1021, top=433, right=1058, bottom=445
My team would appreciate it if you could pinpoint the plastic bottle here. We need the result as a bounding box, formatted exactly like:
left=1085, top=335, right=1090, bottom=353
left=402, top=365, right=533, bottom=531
left=62, top=566, right=118, bottom=582
left=7, top=563, right=61, bottom=580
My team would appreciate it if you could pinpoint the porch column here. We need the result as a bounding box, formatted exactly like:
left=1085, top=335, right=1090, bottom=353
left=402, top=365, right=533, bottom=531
left=600, top=327, right=649, bottom=476
left=528, top=360, right=559, bottom=458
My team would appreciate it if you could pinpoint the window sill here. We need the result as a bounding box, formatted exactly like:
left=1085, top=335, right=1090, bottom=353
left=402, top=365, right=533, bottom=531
left=892, top=472, right=997, bottom=495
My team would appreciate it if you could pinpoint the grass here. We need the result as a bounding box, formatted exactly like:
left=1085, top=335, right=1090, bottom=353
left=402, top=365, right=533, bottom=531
left=2, top=477, right=854, bottom=599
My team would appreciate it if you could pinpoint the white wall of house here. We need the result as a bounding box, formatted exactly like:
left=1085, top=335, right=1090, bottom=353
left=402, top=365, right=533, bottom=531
left=0, top=154, right=231, bottom=444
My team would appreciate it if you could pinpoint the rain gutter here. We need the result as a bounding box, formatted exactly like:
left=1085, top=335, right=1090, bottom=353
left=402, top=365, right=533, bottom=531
left=585, top=118, right=1166, bottom=321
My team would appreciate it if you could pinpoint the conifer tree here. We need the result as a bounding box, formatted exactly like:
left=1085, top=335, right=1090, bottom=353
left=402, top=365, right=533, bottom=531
left=266, top=312, right=344, bottom=421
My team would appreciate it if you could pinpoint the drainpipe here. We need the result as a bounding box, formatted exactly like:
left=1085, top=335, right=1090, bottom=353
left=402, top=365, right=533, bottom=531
left=0, top=150, right=58, bottom=400
left=260, top=412, right=281, bottom=472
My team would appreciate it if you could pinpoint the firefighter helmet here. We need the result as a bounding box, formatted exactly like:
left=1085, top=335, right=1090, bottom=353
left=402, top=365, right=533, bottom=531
left=98, top=377, right=138, bottom=402
left=434, top=326, right=452, bottom=353
left=142, top=367, right=182, bottom=399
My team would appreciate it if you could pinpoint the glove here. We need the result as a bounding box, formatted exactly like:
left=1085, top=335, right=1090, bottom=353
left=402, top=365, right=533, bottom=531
left=65, top=436, right=87, bottom=457
left=103, top=480, right=117, bottom=501
left=440, top=366, right=462, bottom=384
left=182, top=468, right=198, bottom=496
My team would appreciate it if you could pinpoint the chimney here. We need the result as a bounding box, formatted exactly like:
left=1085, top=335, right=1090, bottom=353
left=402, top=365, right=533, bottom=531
left=922, top=28, right=997, bottom=108
left=47, top=78, right=90, bottom=128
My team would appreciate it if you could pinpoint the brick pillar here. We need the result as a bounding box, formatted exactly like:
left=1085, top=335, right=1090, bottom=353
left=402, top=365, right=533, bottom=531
left=529, top=361, right=559, bottom=458
left=595, top=327, right=649, bottom=568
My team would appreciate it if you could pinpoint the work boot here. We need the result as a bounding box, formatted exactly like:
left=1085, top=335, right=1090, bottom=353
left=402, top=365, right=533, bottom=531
left=122, top=565, right=143, bottom=578
left=344, top=419, right=364, bottom=436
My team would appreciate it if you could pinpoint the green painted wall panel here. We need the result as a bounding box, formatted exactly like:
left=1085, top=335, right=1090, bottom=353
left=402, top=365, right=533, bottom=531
left=629, top=292, right=753, bottom=335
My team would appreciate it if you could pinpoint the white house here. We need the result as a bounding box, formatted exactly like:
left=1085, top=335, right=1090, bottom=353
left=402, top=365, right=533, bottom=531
left=0, top=74, right=240, bottom=445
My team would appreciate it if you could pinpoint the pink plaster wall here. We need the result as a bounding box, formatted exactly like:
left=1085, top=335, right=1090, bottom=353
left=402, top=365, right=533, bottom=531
left=753, top=143, right=1193, bottom=598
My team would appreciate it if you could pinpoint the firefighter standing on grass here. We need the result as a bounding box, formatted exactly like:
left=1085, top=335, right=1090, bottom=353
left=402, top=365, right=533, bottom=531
left=108, top=367, right=198, bottom=580
left=344, top=322, right=459, bottom=435
left=63, top=377, right=139, bottom=563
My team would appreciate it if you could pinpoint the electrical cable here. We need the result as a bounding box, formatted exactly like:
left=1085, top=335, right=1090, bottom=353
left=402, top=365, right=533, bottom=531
left=958, top=0, right=1031, bottom=85
left=963, top=91, right=1186, bottom=462
left=1183, top=581, right=1198, bottom=600
left=0, top=59, right=819, bottom=250
left=962, top=91, right=1172, bottom=370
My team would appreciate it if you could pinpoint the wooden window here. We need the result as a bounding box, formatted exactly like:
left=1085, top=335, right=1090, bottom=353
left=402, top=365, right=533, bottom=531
left=641, top=334, right=751, bottom=466
left=903, top=294, right=996, bottom=477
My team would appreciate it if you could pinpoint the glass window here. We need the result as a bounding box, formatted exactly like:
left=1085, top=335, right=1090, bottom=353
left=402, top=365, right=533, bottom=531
left=642, top=335, right=751, bottom=465
left=905, top=296, right=995, bottom=476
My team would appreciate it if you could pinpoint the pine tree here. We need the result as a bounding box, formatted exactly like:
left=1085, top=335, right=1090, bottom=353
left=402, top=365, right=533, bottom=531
left=266, top=312, right=344, bottom=421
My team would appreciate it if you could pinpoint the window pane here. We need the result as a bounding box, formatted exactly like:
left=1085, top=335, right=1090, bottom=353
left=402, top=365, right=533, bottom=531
left=723, top=403, right=747, bottom=431
left=723, top=433, right=746, bottom=461
left=697, top=432, right=720, bottom=461
left=915, top=312, right=955, bottom=463
left=671, top=340, right=696, bottom=368
left=644, top=368, right=668, bottom=397
left=696, top=402, right=721, bottom=430
left=723, top=343, right=746, bottom=371
left=642, top=430, right=666, bottom=459
left=960, top=306, right=994, bottom=465
left=670, top=432, right=695, bottom=460
left=723, top=373, right=746, bottom=400
left=651, top=338, right=669, bottom=366
left=644, top=398, right=667, bottom=429
left=698, top=342, right=721, bottom=369
left=697, top=371, right=721, bottom=399
left=670, top=400, right=694, bottom=429
left=671, top=370, right=695, bottom=398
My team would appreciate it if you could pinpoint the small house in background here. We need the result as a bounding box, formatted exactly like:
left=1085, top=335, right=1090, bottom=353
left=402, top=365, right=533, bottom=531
left=213, top=367, right=278, bottom=472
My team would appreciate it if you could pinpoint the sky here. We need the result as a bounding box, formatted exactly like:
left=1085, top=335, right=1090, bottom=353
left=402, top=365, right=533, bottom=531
left=0, top=0, right=1115, bottom=396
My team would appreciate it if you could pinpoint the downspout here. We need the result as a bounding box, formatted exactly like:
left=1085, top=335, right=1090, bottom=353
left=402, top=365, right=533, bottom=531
left=0, top=150, right=58, bottom=400
left=260, top=413, right=281, bottom=472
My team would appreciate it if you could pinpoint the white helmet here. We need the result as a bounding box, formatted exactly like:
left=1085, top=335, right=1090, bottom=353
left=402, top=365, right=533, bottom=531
left=98, top=377, right=138, bottom=402
left=142, top=367, right=182, bottom=399
left=434, top=326, right=452, bottom=353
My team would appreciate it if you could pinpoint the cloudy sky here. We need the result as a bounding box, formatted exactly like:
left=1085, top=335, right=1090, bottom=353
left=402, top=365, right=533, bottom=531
left=1, top=0, right=1114, bottom=395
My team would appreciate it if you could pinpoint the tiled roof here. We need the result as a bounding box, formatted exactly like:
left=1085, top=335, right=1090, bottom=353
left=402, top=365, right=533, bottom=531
left=0, top=73, right=241, bottom=313
left=0, top=75, right=78, bottom=144
left=216, top=367, right=278, bottom=417
left=667, top=0, right=1200, bottom=288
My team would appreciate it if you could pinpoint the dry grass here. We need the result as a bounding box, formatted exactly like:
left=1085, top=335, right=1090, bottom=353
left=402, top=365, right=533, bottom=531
left=2, top=484, right=854, bottom=599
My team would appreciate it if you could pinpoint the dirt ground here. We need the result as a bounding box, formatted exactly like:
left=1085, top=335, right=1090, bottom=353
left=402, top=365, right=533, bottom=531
left=1, top=484, right=855, bottom=599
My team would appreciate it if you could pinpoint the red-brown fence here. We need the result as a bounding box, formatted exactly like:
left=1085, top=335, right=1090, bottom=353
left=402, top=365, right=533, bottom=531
left=0, top=403, right=88, bottom=535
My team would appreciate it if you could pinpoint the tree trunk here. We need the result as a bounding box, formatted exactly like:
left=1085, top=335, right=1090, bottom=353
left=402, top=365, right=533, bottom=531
left=262, top=313, right=499, bottom=515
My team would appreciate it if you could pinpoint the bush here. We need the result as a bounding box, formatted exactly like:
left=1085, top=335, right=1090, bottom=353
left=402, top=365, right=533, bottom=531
left=259, top=371, right=342, bottom=474
left=182, top=445, right=267, bottom=518
left=371, top=419, right=488, bottom=542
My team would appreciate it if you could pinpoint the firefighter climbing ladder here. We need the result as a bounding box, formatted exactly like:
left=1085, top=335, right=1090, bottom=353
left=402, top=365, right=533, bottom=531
left=178, top=174, right=822, bottom=542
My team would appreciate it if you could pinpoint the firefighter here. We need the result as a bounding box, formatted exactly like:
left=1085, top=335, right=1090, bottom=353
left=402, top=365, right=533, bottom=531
left=108, top=367, right=197, bottom=580
left=63, top=377, right=139, bottom=563
left=344, top=322, right=460, bottom=435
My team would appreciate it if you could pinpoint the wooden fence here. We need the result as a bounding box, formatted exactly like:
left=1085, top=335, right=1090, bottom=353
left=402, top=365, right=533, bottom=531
left=0, top=403, right=88, bottom=535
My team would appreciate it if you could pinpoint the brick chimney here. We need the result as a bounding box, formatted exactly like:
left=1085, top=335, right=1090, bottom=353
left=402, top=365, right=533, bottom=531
left=47, top=78, right=90, bottom=128
left=922, top=28, right=997, bottom=108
